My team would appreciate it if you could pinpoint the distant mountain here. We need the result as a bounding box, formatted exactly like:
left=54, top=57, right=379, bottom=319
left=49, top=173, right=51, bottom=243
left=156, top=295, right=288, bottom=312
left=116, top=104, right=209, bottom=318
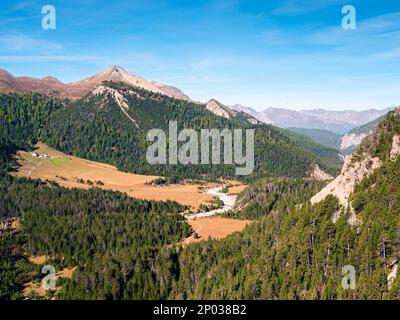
left=230, top=104, right=392, bottom=134
left=206, top=100, right=260, bottom=125
left=339, top=114, right=386, bottom=154
left=230, top=104, right=274, bottom=124
left=0, top=68, right=66, bottom=97
left=287, top=115, right=389, bottom=155
left=0, top=66, right=191, bottom=101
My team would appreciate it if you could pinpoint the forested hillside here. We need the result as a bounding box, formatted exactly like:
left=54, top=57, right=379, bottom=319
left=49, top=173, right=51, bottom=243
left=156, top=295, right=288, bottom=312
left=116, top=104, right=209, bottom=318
left=2, top=90, right=398, bottom=301
left=0, top=92, right=65, bottom=170
left=58, top=109, right=400, bottom=300
left=41, top=82, right=340, bottom=180
left=225, top=177, right=326, bottom=220
left=170, top=157, right=400, bottom=299
left=0, top=91, right=191, bottom=300
left=287, top=127, right=341, bottom=150
left=284, top=130, right=341, bottom=173
left=0, top=173, right=189, bottom=299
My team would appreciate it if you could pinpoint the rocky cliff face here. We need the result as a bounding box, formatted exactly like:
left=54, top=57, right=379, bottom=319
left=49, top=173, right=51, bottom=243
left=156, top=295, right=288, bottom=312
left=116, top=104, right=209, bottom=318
left=308, top=164, right=333, bottom=181
left=339, top=132, right=368, bottom=150
left=311, top=108, right=400, bottom=227
left=390, top=135, right=400, bottom=160
left=311, top=153, right=381, bottom=208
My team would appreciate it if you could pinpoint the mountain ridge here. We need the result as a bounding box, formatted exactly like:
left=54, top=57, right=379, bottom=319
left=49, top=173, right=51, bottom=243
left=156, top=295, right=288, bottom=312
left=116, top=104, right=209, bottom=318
left=230, top=104, right=392, bottom=134
left=0, top=65, right=191, bottom=101
left=39, top=81, right=341, bottom=180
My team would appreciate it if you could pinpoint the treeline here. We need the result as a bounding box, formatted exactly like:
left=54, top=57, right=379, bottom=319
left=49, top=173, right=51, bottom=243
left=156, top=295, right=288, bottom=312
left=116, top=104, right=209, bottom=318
left=224, top=177, right=326, bottom=220
left=0, top=173, right=185, bottom=218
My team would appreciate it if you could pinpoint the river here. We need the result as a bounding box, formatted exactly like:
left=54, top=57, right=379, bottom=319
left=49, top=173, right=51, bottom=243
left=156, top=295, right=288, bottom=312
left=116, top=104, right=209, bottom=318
left=185, top=186, right=237, bottom=220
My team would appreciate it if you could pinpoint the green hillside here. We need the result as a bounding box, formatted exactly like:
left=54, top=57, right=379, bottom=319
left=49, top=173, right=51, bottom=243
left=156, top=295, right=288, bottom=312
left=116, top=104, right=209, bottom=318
left=57, top=109, right=400, bottom=300
left=287, top=127, right=341, bottom=149
left=0, top=92, right=65, bottom=170
left=41, top=82, right=340, bottom=180
left=284, top=129, right=342, bottom=173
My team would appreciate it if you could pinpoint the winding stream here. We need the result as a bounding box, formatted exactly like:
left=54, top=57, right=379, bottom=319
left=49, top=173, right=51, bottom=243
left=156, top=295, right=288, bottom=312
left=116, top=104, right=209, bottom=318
left=185, top=186, right=237, bottom=220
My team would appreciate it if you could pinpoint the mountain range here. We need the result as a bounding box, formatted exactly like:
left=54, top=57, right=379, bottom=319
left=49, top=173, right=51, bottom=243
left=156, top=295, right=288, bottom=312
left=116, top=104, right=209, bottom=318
left=230, top=104, right=392, bottom=134
left=0, top=65, right=392, bottom=154
left=288, top=115, right=388, bottom=155
left=2, top=64, right=400, bottom=300
left=0, top=65, right=190, bottom=101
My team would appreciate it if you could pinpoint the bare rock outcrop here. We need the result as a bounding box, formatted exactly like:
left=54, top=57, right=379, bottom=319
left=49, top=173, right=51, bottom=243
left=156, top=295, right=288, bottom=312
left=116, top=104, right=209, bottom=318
left=91, top=85, right=139, bottom=128
left=390, top=135, right=400, bottom=161
left=340, top=132, right=369, bottom=150
left=206, top=99, right=235, bottom=119
left=311, top=153, right=381, bottom=208
left=387, top=259, right=398, bottom=290
left=308, top=164, right=333, bottom=181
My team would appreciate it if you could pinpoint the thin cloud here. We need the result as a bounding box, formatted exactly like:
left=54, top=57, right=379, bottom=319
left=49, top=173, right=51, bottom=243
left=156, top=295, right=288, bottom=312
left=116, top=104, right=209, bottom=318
left=0, top=55, right=95, bottom=63
left=0, top=34, right=63, bottom=52
left=272, top=0, right=348, bottom=16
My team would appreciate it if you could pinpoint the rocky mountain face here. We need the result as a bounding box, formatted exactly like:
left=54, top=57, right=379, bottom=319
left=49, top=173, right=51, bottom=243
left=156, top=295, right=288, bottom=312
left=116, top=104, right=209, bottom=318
left=0, top=66, right=191, bottom=101
left=206, top=99, right=236, bottom=118
left=338, top=115, right=386, bottom=154
left=230, top=104, right=274, bottom=124
left=311, top=153, right=381, bottom=211
left=206, top=99, right=260, bottom=124
left=311, top=108, right=400, bottom=217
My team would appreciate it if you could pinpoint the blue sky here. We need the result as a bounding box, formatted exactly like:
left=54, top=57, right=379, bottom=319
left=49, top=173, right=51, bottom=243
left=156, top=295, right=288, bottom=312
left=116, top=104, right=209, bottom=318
left=1, top=0, right=400, bottom=110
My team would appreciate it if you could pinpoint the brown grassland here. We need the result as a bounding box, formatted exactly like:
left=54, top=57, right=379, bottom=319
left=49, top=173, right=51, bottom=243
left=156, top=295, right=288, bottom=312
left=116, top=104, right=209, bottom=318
left=12, top=143, right=215, bottom=209
left=12, top=143, right=251, bottom=252
left=185, top=217, right=252, bottom=245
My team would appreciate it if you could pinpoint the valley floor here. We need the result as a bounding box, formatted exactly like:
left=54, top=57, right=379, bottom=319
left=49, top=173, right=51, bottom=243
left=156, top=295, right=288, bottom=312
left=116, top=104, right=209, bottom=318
left=12, top=142, right=251, bottom=248
left=13, top=143, right=214, bottom=209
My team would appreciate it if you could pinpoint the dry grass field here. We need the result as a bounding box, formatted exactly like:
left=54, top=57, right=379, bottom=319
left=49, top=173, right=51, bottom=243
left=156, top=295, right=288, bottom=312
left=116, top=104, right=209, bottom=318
left=13, top=143, right=250, bottom=246
left=12, top=143, right=215, bottom=209
left=185, top=217, right=252, bottom=245
left=228, top=184, right=247, bottom=195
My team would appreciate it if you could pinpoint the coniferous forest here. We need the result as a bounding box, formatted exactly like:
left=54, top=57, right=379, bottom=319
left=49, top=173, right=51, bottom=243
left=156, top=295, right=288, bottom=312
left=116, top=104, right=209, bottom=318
left=0, top=90, right=399, bottom=300
left=41, top=82, right=341, bottom=180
